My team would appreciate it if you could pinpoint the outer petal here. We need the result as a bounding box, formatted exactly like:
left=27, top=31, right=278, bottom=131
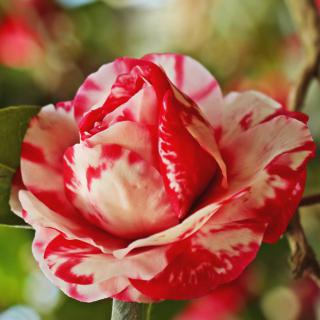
left=143, top=53, right=224, bottom=129
left=212, top=93, right=315, bottom=242
left=131, top=220, right=266, bottom=300
left=20, top=104, right=78, bottom=218
left=64, top=142, right=178, bottom=239
left=18, top=104, right=124, bottom=251
left=19, top=190, right=126, bottom=252
left=32, top=227, right=167, bottom=302
left=32, top=227, right=129, bottom=302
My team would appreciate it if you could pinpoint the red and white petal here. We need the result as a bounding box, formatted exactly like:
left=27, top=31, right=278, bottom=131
left=113, top=285, right=153, bottom=303
left=72, top=60, right=133, bottom=121
left=64, top=142, right=178, bottom=240
left=131, top=220, right=266, bottom=300
left=158, top=90, right=218, bottom=218
left=33, top=227, right=167, bottom=302
left=175, top=87, right=227, bottom=185
left=43, top=235, right=168, bottom=284
left=143, top=53, right=224, bottom=128
left=213, top=114, right=315, bottom=242
left=113, top=188, right=246, bottom=259
left=221, top=116, right=314, bottom=188
left=221, top=91, right=281, bottom=142
left=20, top=104, right=79, bottom=219
left=19, top=104, right=120, bottom=251
left=87, top=121, right=156, bottom=165
left=99, top=85, right=158, bottom=129
left=19, top=190, right=125, bottom=252
left=32, top=227, right=129, bottom=302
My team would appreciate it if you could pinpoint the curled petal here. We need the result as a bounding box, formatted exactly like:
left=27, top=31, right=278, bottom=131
left=72, top=59, right=134, bottom=121
left=221, top=91, right=281, bottom=142
left=158, top=89, right=219, bottom=218
left=143, top=53, right=224, bottom=129
left=80, top=85, right=158, bottom=140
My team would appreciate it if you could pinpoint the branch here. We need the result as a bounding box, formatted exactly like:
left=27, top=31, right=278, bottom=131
left=300, top=193, right=320, bottom=207
left=286, top=213, right=320, bottom=286
left=285, top=0, right=320, bottom=287
left=285, top=0, right=320, bottom=111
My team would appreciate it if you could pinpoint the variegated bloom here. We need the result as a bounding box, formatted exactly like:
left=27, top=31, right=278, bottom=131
left=10, top=53, right=315, bottom=302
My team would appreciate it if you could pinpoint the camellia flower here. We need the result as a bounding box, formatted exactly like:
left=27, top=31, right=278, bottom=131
left=10, top=53, right=315, bottom=302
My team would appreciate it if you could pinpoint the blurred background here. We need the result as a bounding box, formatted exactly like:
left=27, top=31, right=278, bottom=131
left=0, top=0, right=320, bottom=319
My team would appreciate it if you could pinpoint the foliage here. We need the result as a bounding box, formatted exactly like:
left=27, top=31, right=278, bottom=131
left=0, top=106, right=39, bottom=225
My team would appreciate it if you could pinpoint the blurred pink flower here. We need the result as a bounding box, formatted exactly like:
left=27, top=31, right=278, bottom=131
left=175, top=268, right=259, bottom=320
left=0, top=16, right=44, bottom=68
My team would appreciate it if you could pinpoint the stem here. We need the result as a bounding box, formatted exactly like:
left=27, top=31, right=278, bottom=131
left=286, top=213, right=320, bottom=286
left=285, top=0, right=320, bottom=111
left=285, top=0, right=320, bottom=287
left=300, top=194, right=320, bottom=207
left=111, top=300, right=152, bottom=320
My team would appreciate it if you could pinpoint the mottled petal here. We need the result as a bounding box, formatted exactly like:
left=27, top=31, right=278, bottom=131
left=131, top=220, right=266, bottom=300
left=213, top=107, right=315, bottom=242
left=222, top=91, right=281, bottom=142
left=32, top=227, right=129, bottom=302
left=32, top=227, right=168, bottom=302
left=143, top=53, right=224, bottom=128
left=113, top=188, right=246, bottom=258
left=20, top=104, right=79, bottom=219
left=80, top=85, right=158, bottom=140
left=158, top=89, right=218, bottom=218
left=87, top=120, right=157, bottom=165
left=64, top=142, right=177, bottom=239
left=19, top=190, right=125, bottom=252
left=72, top=59, right=133, bottom=121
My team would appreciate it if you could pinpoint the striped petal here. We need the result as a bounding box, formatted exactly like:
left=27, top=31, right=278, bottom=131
left=63, top=142, right=178, bottom=240
left=158, top=90, right=219, bottom=218
left=113, top=188, right=246, bottom=259
left=79, top=85, right=158, bottom=140
left=131, top=220, right=266, bottom=300
left=19, top=190, right=126, bottom=252
left=32, top=227, right=168, bottom=302
left=32, top=227, right=129, bottom=302
left=20, top=104, right=78, bottom=219
left=210, top=93, right=315, bottom=242
left=72, top=59, right=134, bottom=121
left=143, top=53, right=224, bottom=129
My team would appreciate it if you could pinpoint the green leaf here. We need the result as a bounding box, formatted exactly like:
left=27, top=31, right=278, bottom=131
left=0, top=106, right=40, bottom=226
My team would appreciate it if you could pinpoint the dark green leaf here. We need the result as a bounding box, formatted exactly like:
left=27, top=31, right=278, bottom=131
left=0, top=106, right=40, bottom=225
